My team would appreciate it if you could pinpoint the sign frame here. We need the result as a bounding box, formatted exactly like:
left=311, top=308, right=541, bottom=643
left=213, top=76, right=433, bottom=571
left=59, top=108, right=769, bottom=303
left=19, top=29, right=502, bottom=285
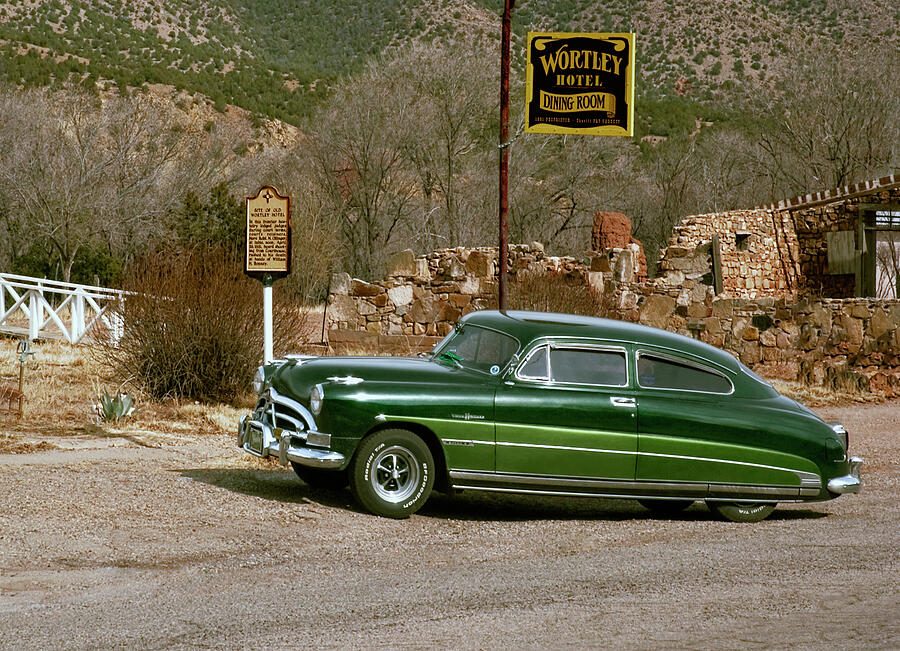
left=244, top=185, right=292, bottom=281
left=525, top=31, right=635, bottom=137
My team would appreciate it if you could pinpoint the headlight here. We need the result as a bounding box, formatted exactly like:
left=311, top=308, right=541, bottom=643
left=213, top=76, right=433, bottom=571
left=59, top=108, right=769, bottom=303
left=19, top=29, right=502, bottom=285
left=310, top=384, right=324, bottom=415
left=252, top=366, right=266, bottom=394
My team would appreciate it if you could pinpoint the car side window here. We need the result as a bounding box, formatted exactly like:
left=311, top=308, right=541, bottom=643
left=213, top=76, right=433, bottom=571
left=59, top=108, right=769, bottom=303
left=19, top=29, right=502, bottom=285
left=549, top=348, right=627, bottom=387
left=517, top=345, right=549, bottom=380
left=637, top=353, right=732, bottom=394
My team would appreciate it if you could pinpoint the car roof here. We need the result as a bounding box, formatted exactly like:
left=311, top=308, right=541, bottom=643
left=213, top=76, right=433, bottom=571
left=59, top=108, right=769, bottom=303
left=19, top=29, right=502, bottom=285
left=460, top=310, right=741, bottom=373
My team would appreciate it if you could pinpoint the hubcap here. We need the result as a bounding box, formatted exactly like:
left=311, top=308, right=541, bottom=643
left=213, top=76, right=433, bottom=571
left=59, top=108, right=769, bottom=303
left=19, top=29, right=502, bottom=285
left=371, top=445, right=420, bottom=503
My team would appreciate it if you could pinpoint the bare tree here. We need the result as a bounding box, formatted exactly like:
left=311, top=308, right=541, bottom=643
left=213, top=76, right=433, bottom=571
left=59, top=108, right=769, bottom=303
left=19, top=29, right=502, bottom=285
left=755, top=46, right=900, bottom=195
left=0, top=89, right=197, bottom=282
left=308, top=65, right=418, bottom=278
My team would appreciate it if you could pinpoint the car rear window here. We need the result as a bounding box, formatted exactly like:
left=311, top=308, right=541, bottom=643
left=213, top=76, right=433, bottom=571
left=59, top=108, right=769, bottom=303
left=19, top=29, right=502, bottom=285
left=637, top=353, right=732, bottom=394
left=549, top=348, right=627, bottom=386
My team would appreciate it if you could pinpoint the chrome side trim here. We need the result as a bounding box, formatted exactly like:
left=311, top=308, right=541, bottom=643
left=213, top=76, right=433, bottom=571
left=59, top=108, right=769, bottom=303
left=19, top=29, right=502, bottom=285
left=450, top=470, right=706, bottom=494
left=442, top=438, right=477, bottom=447
left=496, top=441, right=636, bottom=456
left=449, top=471, right=802, bottom=501
left=707, top=483, right=799, bottom=498
left=453, top=484, right=785, bottom=504
left=800, top=474, right=823, bottom=488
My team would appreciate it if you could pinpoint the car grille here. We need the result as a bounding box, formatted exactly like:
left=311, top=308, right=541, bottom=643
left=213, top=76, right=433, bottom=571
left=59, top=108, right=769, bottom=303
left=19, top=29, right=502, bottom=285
left=254, top=390, right=310, bottom=433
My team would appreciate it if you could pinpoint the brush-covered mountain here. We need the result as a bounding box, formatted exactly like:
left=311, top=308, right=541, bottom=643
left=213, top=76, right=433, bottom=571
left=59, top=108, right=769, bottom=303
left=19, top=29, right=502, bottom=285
left=0, top=0, right=896, bottom=128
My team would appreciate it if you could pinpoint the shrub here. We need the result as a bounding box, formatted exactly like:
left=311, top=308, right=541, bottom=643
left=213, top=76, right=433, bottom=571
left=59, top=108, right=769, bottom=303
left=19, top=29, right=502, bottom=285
left=96, top=247, right=306, bottom=403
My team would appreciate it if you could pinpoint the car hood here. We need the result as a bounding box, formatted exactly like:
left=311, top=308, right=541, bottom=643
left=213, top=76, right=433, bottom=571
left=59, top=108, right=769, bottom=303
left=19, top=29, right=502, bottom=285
left=271, top=355, right=484, bottom=396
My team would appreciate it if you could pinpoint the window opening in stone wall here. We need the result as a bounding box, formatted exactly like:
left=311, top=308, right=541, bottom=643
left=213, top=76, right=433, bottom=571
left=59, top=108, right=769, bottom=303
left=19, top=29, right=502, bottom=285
left=735, top=233, right=751, bottom=251
left=862, top=210, right=900, bottom=299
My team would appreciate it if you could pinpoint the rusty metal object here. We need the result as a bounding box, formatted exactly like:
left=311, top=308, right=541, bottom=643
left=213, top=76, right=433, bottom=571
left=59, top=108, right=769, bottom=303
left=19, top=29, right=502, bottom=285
left=497, top=0, right=515, bottom=311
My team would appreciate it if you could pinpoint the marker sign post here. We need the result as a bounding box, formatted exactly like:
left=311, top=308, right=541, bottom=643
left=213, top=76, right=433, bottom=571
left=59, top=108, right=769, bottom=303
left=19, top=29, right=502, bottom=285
left=245, top=186, right=291, bottom=364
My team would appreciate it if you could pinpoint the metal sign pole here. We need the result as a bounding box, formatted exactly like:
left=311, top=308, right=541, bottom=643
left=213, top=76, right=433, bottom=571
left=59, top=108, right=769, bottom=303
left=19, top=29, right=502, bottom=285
left=262, top=275, right=274, bottom=364
left=498, top=0, right=515, bottom=312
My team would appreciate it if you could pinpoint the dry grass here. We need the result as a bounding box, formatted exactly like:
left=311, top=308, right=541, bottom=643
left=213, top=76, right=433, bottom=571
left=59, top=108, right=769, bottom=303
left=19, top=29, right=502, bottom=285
left=769, top=380, right=885, bottom=408
left=0, top=336, right=255, bottom=453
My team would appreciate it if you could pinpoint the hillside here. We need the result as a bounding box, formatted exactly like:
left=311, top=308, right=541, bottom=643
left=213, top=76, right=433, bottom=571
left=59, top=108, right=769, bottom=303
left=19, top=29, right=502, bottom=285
left=0, top=0, right=896, bottom=127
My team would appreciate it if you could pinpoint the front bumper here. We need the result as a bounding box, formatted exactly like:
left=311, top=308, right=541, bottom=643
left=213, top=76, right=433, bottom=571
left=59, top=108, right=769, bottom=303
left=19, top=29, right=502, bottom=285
left=238, top=414, right=345, bottom=469
left=827, top=456, right=863, bottom=495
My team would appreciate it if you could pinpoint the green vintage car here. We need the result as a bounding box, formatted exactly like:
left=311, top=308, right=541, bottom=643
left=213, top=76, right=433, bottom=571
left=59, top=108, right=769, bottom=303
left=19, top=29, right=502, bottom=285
left=238, top=310, right=862, bottom=521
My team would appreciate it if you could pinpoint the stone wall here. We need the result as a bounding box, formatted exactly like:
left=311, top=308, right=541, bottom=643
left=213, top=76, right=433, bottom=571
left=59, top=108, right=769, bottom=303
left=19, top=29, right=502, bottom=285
left=660, top=208, right=801, bottom=298
left=326, top=244, right=587, bottom=351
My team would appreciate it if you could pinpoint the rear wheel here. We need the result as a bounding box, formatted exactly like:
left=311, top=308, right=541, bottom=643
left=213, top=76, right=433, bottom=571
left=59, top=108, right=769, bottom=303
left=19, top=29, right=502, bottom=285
left=290, top=463, right=348, bottom=490
left=707, top=501, right=776, bottom=523
left=350, top=429, right=434, bottom=518
left=638, top=499, right=694, bottom=515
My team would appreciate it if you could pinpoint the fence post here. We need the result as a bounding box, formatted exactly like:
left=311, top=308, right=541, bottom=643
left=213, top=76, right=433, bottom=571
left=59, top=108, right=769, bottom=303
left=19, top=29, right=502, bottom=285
left=29, top=290, right=41, bottom=340
left=111, top=297, right=125, bottom=345
left=72, top=290, right=85, bottom=343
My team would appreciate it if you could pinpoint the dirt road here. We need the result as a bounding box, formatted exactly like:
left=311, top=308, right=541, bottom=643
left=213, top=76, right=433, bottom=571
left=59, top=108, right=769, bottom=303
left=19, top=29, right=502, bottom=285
left=1, top=402, right=897, bottom=649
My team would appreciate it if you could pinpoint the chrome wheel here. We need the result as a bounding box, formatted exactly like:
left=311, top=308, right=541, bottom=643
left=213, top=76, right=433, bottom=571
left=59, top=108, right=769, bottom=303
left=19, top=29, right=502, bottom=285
left=350, top=429, right=436, bottom=518
left=371, top=445, right=420, bottom=503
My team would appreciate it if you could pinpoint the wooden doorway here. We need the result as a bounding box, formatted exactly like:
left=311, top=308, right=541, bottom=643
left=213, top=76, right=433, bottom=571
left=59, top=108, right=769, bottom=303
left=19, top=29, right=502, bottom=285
left=860, top=207, right=900, bottom=298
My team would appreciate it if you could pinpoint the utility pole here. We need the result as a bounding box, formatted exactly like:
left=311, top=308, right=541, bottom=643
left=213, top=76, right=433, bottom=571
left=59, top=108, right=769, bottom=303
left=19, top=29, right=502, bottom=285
left=498, top=0, right=515, bottom=311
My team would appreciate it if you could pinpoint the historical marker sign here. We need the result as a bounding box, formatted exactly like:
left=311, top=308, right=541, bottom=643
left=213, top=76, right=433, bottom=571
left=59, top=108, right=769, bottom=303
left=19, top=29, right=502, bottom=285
left=525, top=32, right=635, bottom=137
left=245, top=185, right=291, bottom=279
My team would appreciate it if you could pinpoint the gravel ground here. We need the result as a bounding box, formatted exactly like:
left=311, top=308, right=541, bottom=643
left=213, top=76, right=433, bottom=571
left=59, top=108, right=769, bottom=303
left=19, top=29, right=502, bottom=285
left=0, top=401, right=897, bottom=649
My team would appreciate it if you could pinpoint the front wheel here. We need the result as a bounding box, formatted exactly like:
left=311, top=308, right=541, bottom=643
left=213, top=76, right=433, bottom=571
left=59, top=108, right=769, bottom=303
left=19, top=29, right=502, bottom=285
left=350, top=429, right=435, bottom=518
left=707, top=501, right=776, bottom=523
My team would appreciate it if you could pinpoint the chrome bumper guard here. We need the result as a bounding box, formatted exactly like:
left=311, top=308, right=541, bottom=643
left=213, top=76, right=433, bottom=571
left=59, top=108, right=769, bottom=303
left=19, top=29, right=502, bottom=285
left=827, top=456, right=863, bottom=495
left=238, top=415, right=345, bottom=470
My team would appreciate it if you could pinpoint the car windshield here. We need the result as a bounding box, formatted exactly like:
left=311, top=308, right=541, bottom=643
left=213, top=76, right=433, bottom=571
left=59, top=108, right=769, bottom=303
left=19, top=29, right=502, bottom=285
left=433, top=324, right=519, bottom=375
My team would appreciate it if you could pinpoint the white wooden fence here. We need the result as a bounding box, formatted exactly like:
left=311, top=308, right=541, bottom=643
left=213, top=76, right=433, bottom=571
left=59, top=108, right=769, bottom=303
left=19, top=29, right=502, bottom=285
left=0, top=273, right=125, bottom=344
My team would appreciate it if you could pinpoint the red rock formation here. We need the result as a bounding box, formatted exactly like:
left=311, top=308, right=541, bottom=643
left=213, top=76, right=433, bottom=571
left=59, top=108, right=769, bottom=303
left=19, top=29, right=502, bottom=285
left=592, top=211, right=647, bottom=281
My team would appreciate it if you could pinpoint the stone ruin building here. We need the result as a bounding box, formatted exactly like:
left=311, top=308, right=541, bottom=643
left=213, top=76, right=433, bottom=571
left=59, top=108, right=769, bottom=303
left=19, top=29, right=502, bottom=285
left=325, top=174, right=900, bottom=395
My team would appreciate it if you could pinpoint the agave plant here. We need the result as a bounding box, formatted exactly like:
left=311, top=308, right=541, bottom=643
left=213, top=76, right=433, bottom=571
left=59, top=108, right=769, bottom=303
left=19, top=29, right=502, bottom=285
left=98, top=391, right=135, bottom=422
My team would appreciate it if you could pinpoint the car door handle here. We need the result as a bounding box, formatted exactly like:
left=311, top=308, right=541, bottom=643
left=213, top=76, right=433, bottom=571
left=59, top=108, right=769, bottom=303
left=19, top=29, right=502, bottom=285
left=610, top=397, right=636, bottom=408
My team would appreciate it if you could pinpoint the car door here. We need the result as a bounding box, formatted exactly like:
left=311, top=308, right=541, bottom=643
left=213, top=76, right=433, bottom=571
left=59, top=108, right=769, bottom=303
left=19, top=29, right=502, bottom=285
left=633, top=349, right=803, bottom=488
left=493, top=342, right=638, bottom=480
